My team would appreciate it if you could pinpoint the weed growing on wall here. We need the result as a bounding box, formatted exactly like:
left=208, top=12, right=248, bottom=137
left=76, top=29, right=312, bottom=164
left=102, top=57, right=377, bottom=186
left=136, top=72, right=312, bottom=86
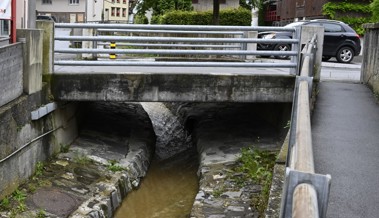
left=236, top=147, right=277, bottom=216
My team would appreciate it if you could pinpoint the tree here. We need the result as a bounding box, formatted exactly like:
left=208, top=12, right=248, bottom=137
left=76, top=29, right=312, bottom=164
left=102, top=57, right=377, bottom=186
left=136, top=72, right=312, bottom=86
left=136, top=0, right=193, bottom=16
left=371, top=0, right=379, bottom=22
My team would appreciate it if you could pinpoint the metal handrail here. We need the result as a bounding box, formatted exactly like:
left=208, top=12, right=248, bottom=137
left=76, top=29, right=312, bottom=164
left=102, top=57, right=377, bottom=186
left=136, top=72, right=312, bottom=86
left=281, top=34, right=331, bottom=218
left=54, top=23, right=301, bottom=69
left=55, top=23, right=296, bottom=32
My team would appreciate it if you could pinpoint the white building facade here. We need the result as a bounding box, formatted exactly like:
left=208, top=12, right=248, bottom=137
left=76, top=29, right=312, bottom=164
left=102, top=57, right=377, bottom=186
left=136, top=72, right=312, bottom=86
left=192, top=0, right=239, bottom=12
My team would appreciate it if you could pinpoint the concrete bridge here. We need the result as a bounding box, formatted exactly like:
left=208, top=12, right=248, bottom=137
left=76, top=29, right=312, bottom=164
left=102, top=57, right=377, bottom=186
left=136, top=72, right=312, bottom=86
left=49, top=23, right=324, bottom=103
left=5, top=21, right=379, bottom=218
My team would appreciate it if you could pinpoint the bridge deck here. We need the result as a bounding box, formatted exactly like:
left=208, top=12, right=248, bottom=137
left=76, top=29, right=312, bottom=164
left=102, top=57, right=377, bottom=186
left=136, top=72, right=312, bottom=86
left=52, top=66, right=295, bottom=103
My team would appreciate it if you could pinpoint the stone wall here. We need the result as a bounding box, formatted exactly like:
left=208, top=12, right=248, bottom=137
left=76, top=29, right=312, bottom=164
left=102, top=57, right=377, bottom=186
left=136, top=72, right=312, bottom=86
left=361, top=23, right=379, bottom=93
left=0, top=43, right=23, bottom=107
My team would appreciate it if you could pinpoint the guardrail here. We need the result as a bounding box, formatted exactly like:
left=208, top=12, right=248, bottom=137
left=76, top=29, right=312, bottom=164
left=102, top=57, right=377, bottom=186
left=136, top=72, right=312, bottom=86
left=53, top=23, right=301, bottom=73
left=280, top=34, right=331, bottom=218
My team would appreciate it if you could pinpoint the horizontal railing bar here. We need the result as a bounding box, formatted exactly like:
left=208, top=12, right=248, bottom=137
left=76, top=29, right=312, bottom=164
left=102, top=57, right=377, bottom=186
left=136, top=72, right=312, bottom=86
left=97, top=42, right=241, bottom=48
left=55, top=23, right=296, bottom=32
left=54, top=60, right=297, bottom=68
left=55, top=36, right=299, bottom=44
left=55, top=48, right=298, bottom=56
left=97, top=29, right=245, bottom=35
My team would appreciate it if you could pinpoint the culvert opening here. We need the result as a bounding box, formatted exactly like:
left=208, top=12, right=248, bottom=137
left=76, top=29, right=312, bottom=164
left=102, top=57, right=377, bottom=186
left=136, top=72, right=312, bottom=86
left=74, top=101, right=291, bottom=217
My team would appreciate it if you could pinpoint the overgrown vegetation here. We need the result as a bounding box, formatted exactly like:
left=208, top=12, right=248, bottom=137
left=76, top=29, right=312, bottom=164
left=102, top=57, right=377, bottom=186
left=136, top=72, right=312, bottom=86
left=236, top=147, right=277, bottom=216
left=322, top=1, right=372, bottom=35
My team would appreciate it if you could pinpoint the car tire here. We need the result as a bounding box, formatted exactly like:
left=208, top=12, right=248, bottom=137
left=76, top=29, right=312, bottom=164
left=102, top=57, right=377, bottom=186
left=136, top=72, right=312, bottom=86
left=322, top=56, right=331, bottom=62
left=336, top=46, right=354, bottom=63
left=274, top=44, right=290, bottom=59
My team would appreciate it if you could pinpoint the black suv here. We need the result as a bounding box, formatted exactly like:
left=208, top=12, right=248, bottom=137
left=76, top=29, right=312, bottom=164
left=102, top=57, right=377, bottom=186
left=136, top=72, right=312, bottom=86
left=258, top=20, right=361, bottom=63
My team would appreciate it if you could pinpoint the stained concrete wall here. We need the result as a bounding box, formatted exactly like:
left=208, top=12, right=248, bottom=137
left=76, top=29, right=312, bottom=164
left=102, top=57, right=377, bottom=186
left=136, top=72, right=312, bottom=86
left=52, top=73, right=296, bottom=103
left=0, top=43, right=23, bottom=107
left=17, top=29, right=43, bottom=95
left=361, top=23, right=379, bottom=93
left=0, top=27, right=79, bottom=199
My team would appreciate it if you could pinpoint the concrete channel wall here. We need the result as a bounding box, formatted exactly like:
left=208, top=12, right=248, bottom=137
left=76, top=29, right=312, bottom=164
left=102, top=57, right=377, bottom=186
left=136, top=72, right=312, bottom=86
left=361, top=23, right=379, bottom=92
left=0, top=25, right=79, bottom=199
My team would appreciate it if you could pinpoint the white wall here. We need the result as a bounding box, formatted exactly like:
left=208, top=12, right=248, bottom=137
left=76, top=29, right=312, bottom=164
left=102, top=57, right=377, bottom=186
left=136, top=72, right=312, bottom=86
left=36, top=0, right=85, bottom=13
left=193, top=0, right=239, bottom=12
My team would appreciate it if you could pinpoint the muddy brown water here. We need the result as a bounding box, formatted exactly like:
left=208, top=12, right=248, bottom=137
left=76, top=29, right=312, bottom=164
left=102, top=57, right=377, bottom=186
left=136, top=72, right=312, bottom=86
left=114, top=149, right=199, bottom=218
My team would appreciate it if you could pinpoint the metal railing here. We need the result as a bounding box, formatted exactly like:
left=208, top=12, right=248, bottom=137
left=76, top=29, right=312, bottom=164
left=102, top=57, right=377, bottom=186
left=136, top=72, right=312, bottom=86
left=280, top=34, right=331, bottom=218
left=53, top=23, right=301, bottom=72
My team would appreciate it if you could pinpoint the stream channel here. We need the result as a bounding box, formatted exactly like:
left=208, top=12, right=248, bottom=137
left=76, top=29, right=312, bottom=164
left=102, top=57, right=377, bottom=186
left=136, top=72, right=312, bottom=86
left=83, top=102, right=199, bottom=217
left=80, top=101, right=288, bottom=217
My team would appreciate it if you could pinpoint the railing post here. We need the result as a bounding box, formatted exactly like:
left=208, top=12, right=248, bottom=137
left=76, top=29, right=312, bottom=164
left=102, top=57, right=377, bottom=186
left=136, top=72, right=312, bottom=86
left=241, top=31, right=248, bottom=60
left=246, top=31, right=258, bottom=61
left=290, top=26, right=302, bottom=75
left=82, top=28, right=94, bottom=60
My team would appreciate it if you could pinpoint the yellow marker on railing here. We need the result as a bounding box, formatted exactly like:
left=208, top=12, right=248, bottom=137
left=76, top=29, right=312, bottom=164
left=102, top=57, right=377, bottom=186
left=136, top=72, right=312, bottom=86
left=110, top=41, right=116, bottom=59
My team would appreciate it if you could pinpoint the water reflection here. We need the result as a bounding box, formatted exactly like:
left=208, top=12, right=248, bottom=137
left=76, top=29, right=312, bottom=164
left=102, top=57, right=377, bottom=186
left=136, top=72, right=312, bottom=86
left=115, top=149, right=198, bottom=218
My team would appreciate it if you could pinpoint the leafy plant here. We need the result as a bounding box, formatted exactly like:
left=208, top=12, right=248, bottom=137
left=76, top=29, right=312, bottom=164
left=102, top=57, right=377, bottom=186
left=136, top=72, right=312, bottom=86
left=16, top=202, right=26, bottom=212
left=371, top=0, right=379, bottom=22
left=36, top=209, right=47, bottom=218
left=35, top=162, right=44, bottom=177
left=107, top=160, right=125, bottom=172
left=236, top=147, right=276, bottom=216
left=12, top=189, right=27, bottom=202
left=322, top=1, right=372, bottom=35
left=0, top=197, right=11, bottom=210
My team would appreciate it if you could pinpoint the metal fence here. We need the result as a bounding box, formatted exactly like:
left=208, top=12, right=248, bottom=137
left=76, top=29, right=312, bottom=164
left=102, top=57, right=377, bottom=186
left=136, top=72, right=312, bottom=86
left=280, top=34, right=331, bottom=218
left=54, top=23, right=301, bottom=73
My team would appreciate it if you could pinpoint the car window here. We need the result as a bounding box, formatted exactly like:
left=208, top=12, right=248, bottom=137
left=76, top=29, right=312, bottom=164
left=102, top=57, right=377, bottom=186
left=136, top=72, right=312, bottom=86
left=322, top=23, right=344, bottom=32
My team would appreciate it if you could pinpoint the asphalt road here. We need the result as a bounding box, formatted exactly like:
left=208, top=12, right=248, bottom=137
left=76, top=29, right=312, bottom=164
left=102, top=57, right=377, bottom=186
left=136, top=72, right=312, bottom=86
left=312, top=82, right=379, bottom=218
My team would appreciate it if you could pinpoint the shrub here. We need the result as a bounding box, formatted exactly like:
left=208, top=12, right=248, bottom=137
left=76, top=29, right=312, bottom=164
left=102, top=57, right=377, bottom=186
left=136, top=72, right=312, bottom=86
left=159, top=7, right=251, bottom=26
left=371, top=0, right=379, bottom=22
left=134, top=14, right=149, bottom=24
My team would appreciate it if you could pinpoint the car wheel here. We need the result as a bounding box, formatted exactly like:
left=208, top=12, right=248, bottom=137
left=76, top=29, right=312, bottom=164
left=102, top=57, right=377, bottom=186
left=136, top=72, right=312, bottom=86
left=274, top=44, right=290, bottom=59
left=322, top=56, right=331, bottom=62
left=336, top=47, right=354, bottom=63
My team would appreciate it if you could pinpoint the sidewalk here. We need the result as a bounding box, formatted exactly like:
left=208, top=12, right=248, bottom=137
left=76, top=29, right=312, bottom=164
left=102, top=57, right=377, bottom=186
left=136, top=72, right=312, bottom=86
left=312, top=82, right=379, bottom=218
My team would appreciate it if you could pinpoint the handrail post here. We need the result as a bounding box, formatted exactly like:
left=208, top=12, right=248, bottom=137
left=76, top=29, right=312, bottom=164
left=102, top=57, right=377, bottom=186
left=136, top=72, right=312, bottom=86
left=246, top=31, right=258, bottom=61
left=290, top=26, right=302, bottom=75
left=241, top=31, right=248, bottom=60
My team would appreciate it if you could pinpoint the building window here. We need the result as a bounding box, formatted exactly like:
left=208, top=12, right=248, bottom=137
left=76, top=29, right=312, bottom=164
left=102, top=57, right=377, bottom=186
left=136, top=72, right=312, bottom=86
left=111, top=7, right=115, bottom=16
left=117, top=0, right=120, bottom=3
left=122, top=8, right=127, bottom=17
left=69, top=0, right=79, bottom=5
left=123, top=0, right=126, bottom=4
left=192, top=0, right=198, bottom=4
left=42, top=0, right=52, bottom=4
left=117, top=7, right=120, bottom=17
